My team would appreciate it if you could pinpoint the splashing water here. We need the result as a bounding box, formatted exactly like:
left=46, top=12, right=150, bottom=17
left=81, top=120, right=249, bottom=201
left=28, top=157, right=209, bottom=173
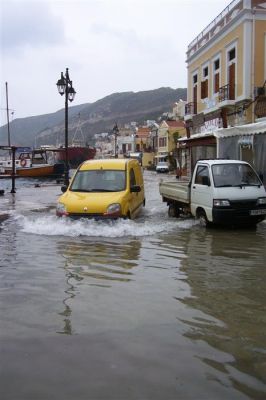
left=14, top=214, right=184, bottom=238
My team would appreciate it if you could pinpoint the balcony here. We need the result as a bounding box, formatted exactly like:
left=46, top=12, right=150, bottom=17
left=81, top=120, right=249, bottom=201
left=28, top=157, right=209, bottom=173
left=184, top=102, right=197, bottom=120
left=218, top=84, right=235, bottom=107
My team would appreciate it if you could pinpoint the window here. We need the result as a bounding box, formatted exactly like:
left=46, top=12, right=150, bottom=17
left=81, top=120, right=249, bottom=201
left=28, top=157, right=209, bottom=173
left=159, top=137, right=167, bottom=147
left=130, top=168, right=136, bottom=186
left=193, top=74, right=198, bottom=84
left=201, top=80, right=208, bottom=99
left=201, top=64, right=209, bottom=99
left=227, top=45, right=236, bottom=100
left=228, top=48, right=236, bottom=61
left=213, top=58, right=220, bottom=94
left=195, top=165, right=210, bottom=185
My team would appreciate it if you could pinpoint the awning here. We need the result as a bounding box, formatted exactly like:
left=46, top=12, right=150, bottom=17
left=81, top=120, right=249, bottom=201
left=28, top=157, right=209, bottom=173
left=215, top=120, right=266, bottom=138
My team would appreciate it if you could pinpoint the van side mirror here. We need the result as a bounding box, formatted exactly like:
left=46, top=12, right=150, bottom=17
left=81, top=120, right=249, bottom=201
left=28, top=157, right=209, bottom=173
left=202, top=176, right=210, bottom=186
left=61, top=185, right=67, bottom=193
left=130, top=185, right=141, bottom=193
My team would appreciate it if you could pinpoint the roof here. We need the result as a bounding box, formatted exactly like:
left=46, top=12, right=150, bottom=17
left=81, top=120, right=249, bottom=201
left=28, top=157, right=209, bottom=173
left=80, top=158, right=133, bottom=171
left=165, top=120, right=185, bottom=128
left=198, top=159, right=250, bottom=166
left=136, top=127, right=150, bottom=138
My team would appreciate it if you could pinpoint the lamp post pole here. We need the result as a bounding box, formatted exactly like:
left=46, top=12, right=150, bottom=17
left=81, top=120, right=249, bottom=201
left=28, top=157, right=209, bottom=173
left=56, top=68, right=76, bottom=186
left=113, top=123, right=119, bottom=158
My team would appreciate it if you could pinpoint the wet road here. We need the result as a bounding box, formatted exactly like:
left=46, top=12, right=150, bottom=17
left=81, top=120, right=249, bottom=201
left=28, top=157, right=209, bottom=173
left=0, top=171, right=266, bottom=399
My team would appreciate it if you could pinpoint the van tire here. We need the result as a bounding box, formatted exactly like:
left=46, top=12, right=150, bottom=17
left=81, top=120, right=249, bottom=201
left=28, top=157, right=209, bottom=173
left=127, top=211, right=132, bottom=220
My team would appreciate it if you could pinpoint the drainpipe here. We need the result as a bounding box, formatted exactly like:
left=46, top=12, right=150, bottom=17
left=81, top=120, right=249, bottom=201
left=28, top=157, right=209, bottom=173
left=251, top=8, right=256, bottom=123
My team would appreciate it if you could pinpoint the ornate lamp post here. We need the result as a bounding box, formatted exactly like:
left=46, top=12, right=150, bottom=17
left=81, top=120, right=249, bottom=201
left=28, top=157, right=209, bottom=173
left=113, top=123, right=119, bottom=158
left=56, top=68, right=76, bottom=186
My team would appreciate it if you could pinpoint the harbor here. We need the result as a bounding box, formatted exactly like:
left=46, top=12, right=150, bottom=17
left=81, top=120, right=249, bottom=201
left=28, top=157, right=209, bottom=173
left=0, top=171, right=266, bottom=399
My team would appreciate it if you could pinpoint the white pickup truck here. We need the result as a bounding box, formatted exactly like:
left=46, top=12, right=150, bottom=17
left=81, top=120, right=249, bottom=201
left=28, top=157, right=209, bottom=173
left=159, top=159, right=266, bottom=226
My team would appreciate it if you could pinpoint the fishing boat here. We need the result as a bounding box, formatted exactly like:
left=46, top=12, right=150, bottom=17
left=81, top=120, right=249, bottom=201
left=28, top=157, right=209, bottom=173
left=1, top=148, right=64, bottom=178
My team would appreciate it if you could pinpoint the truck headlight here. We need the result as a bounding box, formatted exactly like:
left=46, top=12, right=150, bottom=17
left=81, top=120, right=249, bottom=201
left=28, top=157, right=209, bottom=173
left=56, top=202, right=68, bottom=216
left=257, top=197, right=266, bottom=205
left=105, top=203, right=121, bottom=216
left=213, top=199, right=230, bottom=207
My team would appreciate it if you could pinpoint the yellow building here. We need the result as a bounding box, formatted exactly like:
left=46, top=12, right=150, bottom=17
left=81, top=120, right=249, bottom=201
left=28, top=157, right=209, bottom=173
left=156, top=120, right=186, bottom=170
left=180, top=0, right=266, bottom=182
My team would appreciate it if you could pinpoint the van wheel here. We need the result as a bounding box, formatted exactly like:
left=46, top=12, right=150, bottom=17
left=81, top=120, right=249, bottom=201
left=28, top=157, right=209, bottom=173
left=197, top=210, right=209, bottom=227
left=127, top=211, right=132, bottom=220
left=168, top=204, right=180, bottom=218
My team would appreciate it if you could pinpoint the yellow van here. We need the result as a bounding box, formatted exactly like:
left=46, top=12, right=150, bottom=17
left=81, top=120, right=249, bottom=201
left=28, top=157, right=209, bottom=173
left=56, top=158, right=145, bottom=219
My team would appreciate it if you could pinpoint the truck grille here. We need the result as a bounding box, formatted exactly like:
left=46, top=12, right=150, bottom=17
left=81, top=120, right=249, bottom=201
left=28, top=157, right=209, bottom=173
left=230, top=199, right=257, bottom=209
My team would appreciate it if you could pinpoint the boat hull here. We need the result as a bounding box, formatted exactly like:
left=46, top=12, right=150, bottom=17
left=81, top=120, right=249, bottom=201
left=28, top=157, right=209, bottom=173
left=55, top=146, right=96, bottom=168
left=3, top=163, right=64, bottom=178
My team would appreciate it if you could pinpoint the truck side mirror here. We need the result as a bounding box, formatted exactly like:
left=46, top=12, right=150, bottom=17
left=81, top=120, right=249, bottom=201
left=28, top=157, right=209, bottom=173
left=202, top=176, right=210, bottom=186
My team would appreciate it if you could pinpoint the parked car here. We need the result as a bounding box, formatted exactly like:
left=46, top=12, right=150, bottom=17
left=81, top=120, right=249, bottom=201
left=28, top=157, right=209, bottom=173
left=156, top=161, right=169, bottom=173
left=159, top=159, right=266, bottom=226
left=56, top=158, right=145, bottom=219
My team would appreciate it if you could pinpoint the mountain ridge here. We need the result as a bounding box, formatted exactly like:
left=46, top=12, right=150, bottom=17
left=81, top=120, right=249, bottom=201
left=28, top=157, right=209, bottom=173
left=0, top=87, right=187, bottom=147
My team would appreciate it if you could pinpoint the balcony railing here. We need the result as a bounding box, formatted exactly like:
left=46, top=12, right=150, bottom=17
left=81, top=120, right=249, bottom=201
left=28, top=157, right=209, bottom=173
left=219, top=84, right=235, bottom=102
left=185, top=102, right=197, bottom=115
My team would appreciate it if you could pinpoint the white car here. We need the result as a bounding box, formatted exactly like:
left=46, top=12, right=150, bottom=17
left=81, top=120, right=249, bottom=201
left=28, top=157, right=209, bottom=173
left=156, top=162, right=169, bottom=173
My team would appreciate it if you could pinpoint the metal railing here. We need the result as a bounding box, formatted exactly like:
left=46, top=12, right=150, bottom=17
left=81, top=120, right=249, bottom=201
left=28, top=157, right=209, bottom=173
left=185, top=102, right=197, bottom=115
left=219, top=84, right=235, bottom=102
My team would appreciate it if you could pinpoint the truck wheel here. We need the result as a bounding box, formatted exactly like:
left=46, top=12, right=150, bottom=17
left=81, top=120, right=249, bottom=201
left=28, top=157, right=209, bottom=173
left=197, top=210, right=209, bottom=227
left=168, top=204, right=180, bottom=218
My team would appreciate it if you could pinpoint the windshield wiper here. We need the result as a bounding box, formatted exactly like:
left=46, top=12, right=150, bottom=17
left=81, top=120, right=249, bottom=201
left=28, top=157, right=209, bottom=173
left=216, top=184, right=233, bottom=187
left=71, top=189, right=93, bottom=192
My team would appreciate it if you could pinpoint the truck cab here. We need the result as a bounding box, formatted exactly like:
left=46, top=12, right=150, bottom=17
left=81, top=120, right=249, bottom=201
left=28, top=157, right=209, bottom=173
left=159, top=159, right=266, bottom=226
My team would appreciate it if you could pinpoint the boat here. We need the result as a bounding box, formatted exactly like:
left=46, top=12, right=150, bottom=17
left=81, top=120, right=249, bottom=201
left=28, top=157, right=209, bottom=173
left=53, top=113, right=96, bottom=168
left=54, top=145, right=96, bottom=168
left=1, top=148, right=64, bottom=178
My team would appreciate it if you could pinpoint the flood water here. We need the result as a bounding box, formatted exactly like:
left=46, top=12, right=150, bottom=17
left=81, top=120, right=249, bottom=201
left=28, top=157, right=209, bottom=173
left=0, top=171, right=266, bottom=400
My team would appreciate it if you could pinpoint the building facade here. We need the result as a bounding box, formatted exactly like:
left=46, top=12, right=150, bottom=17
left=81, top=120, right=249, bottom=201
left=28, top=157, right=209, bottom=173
left=181, top=0, right=266, bottom=182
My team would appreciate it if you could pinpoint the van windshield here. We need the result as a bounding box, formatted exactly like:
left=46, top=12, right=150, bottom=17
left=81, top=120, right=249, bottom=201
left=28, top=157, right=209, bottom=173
left=212, top=163, right=261, bottom=187
left=70, top=170, right=126, bottom=192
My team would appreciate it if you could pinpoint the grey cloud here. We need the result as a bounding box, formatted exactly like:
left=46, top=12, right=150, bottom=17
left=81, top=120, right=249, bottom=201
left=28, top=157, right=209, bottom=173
left=0, top=1, right=65, bottom=53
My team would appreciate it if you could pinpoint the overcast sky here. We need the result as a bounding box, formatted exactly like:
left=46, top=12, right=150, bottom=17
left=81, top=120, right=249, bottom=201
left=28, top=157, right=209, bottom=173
left=0, top=0, right=228, bottom=124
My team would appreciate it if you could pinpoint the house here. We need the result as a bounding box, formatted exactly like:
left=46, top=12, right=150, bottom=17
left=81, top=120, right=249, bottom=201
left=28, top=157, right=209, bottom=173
left=156, top=120, right=186, bottom=170
left=180, top=0, right=266, bottom=182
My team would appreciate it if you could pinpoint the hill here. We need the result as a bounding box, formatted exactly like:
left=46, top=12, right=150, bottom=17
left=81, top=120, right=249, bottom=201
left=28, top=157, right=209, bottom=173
left=0, top=87, right=187, bottom=147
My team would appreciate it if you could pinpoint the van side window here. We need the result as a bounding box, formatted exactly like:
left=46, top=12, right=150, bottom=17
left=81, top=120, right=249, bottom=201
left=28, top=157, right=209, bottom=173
left=195, top=165, right=210, bottom=185
left=130, top=168, right=136, bottom=186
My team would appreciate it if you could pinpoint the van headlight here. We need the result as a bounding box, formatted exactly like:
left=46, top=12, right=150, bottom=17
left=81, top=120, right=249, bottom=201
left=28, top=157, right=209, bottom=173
left=56, top=202, right=68, bottom=216
left=213, top=199, right=230, bottom=207
left=105, top=203, right=121, bottom=216
left=257, top=197, right=266, bottom=205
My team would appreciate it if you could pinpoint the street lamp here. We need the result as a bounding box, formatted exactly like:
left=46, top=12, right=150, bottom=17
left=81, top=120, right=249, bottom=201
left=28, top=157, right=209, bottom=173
left=56, top=68, right=76, bottom=186
left=113, top=122, right=119, bottom=158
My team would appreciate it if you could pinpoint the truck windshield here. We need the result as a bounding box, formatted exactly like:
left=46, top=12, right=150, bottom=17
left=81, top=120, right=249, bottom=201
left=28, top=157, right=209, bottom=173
left=212, top=163, right=261, bottom=187
left=70, top=170, right=126, bottom=192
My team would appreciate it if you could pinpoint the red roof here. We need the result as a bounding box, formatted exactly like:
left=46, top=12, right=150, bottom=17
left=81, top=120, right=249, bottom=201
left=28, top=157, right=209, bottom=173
left=136, top=127, right=150, bottom=138
left=165, top=120, right=185, bottom=128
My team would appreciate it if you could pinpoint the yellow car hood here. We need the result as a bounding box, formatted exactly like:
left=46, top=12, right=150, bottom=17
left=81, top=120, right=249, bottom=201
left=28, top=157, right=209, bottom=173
left=60, top=191, right=126, bottom=214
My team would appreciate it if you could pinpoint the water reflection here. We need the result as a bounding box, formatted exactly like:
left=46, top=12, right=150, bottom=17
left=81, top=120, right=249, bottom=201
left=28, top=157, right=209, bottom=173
left=57, top=238, right=141, bottom=284
left=57, top=264, right=84, bottom=335
left=177, top=225, right=266, bottom=396
left=56, top=237, right=141, bottom=335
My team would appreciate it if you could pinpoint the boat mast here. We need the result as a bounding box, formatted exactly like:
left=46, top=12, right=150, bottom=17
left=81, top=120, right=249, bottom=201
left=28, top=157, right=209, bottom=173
left=5, top=82, right=11, bottom=147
